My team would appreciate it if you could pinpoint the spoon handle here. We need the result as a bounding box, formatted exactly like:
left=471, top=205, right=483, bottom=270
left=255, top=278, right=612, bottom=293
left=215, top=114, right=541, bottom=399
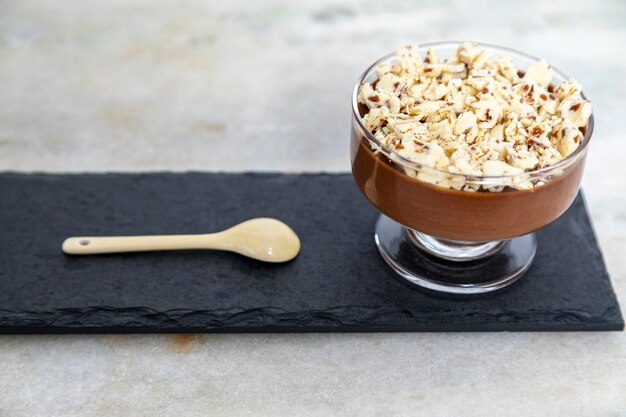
left=62, top=234, right=224, bottom=255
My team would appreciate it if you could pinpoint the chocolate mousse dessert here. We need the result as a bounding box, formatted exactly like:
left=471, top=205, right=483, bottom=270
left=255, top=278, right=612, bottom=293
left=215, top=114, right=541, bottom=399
left=351, top=42, right=593, bottom=241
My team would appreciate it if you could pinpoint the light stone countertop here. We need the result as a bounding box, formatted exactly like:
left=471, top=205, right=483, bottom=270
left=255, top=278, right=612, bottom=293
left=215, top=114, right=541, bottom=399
left=1, top=1, right=625, bottom=415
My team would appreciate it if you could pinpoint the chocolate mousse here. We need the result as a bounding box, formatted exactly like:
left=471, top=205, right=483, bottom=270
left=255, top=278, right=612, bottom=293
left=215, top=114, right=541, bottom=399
left=351, top=43, right=593, bottom=241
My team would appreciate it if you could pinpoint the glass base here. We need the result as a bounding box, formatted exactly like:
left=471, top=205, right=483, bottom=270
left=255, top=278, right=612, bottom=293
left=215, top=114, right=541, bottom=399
left=374, top=215, right=537, bottom=294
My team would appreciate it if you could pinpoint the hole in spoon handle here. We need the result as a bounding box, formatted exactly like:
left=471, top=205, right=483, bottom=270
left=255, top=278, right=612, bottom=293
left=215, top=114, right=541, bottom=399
left=62, top=237, right=99, bottom=255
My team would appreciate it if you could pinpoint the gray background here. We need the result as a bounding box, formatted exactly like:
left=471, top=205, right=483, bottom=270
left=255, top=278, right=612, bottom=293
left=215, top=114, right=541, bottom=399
left=1, top=0, right=625, bottom=415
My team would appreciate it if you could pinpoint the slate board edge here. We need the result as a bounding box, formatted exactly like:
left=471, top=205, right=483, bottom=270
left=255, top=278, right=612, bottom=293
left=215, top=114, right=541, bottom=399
left=0, top=305, right=622, bottom=333
left=1, top=324, right=623, bottom=334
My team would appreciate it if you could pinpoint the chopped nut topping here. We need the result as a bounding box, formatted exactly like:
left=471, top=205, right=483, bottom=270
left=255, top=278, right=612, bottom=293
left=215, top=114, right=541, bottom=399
left=357, top=43, right=592, bottom=190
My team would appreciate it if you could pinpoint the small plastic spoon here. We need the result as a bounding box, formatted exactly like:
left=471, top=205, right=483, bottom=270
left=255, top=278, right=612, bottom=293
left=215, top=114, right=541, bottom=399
left=62, top=218, right=301, bottom=263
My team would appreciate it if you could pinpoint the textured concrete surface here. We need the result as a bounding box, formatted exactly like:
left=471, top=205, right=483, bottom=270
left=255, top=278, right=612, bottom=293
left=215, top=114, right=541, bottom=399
left=1, top=0, right=625, bottom=415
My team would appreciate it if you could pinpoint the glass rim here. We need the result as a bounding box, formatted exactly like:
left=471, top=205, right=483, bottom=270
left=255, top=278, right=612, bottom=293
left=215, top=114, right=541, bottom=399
left=351, top=40, right=595, bottom=180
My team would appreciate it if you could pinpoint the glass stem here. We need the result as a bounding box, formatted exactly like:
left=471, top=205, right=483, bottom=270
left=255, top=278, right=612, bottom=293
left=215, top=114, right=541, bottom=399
left=407, top=229, right=505, bottom=262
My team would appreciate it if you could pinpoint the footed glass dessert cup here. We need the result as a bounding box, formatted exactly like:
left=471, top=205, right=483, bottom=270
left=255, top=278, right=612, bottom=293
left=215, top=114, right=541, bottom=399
left=350, top=42, right=594, bottom=294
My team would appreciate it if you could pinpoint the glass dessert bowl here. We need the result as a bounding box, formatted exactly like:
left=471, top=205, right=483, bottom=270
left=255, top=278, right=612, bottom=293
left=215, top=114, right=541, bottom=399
left=350, top=41, right=594, bottom=294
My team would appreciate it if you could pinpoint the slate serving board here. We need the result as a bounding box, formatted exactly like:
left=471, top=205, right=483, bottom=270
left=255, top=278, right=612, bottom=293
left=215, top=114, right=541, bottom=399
left=0, top=172, right=622, bottom=333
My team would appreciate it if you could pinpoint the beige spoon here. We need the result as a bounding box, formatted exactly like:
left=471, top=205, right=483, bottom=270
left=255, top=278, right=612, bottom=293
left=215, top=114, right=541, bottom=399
left=62, top=218, right=301, bottom=263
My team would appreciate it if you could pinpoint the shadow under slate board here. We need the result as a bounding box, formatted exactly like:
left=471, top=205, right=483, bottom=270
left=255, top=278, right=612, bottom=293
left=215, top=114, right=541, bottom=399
left=0, top=172, right=622, bottom=333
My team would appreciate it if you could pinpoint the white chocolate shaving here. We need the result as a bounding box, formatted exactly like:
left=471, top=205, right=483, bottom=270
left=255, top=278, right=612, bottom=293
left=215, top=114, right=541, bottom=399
left=357, top=42, right=592, bottom=190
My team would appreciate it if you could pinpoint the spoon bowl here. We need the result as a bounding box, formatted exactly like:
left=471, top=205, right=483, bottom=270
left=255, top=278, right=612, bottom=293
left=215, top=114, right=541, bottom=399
left=221, top=218, right=301, bottom=263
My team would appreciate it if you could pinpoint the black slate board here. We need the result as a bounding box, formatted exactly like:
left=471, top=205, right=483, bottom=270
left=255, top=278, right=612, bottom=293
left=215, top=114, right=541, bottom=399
left=0, top=172, right=622, bottom=333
